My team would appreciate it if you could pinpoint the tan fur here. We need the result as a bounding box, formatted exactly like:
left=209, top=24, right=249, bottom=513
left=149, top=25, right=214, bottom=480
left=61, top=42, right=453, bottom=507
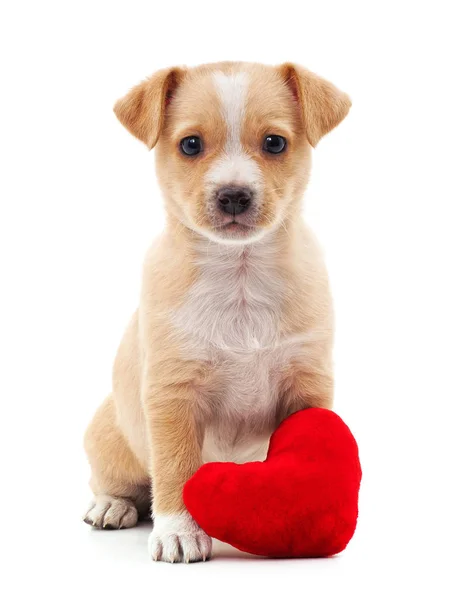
left=84, top=61, right=350, bottom=562
left=280, top=63, right=351, bottom=147
left=114, top=67, right=186, bottom=149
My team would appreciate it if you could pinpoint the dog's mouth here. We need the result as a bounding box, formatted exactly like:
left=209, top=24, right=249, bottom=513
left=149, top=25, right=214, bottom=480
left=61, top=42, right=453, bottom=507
left=213, top=211, right=258, bottom=231
left=221, top=220, right=253, bottom=231
left=214, top=220, right=257, bottom=237
left=203, top=198, right=263, bottom=242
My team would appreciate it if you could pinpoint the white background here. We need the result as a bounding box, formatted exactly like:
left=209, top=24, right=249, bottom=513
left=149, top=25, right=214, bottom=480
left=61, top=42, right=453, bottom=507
left=1, top=1, right=460, bottom=598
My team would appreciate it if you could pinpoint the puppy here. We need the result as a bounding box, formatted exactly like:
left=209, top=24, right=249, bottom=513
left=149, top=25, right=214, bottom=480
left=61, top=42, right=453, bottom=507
left=83, top=61, right=351, bottom=563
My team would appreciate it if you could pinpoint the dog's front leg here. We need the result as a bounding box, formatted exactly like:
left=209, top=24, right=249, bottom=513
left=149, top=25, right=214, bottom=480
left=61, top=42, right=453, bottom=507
left=279, top=359, right=334, bottom=420
left=144, top=375, right=212, bottom=563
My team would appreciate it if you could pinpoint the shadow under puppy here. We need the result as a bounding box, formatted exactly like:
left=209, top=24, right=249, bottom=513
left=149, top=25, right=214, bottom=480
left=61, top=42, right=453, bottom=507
left=83, top=61, right=351, bottom=563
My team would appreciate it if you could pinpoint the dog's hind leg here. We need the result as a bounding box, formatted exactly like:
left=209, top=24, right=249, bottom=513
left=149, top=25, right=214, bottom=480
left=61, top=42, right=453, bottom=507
left=83, top=394, right=151, bottom=529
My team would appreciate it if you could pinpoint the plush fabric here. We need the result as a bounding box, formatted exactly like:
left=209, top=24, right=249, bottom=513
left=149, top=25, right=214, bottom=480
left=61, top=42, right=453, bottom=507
left=183, top=408, right=361, bottom=558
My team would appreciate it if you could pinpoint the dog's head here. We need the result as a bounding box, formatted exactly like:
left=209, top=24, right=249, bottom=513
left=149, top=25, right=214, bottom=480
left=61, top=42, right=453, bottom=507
left=114, top=62, right=350, bottom=245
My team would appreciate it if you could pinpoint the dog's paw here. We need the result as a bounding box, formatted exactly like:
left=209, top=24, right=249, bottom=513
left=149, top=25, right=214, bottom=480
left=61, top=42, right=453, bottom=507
left=83, top=495, right=138, bottom=529
left=148, top=512, right=212, bottom=563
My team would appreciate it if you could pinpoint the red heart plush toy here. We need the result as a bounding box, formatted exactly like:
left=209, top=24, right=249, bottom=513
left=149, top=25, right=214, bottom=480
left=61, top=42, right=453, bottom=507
left=184, top=408, right=361, bottom=558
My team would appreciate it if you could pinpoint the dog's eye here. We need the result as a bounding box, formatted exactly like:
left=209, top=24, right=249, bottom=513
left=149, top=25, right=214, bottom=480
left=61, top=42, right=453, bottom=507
left=263, top=135, right=287, bottom=154
left=180, top=136, right=203, bottom=156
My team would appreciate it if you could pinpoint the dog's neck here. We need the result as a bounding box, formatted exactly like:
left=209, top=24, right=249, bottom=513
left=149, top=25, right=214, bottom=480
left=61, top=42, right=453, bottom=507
left=167, top=215, right=298, bottom=351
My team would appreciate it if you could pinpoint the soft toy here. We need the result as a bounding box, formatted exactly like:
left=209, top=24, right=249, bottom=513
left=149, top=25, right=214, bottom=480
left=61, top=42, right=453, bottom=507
left=183, top=408, right=361, bottom=558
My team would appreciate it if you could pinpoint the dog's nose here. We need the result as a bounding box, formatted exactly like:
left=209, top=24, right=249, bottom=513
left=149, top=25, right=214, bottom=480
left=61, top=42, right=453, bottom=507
left=217, top=186, right=253, bottom=215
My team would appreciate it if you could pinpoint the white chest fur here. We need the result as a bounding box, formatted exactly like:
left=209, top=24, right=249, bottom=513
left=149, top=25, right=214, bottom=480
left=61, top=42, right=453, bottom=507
left=177, top=240, right=285, bottom=350
left=173, top=239, right=304, bottom=463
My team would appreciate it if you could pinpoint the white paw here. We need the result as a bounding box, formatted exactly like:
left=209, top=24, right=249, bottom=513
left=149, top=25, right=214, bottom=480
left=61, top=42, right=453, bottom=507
left=148, top=512, right=212, bottom=563
left=83, top=495, right=138, bottom=529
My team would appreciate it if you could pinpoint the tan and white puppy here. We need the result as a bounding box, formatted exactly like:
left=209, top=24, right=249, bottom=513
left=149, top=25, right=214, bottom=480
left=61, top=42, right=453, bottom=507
left=83, top=62, right=351, bottom=563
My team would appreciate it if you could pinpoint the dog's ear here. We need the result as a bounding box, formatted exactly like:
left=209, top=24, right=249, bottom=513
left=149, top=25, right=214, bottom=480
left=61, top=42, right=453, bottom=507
left=114, top=67, right=185, bottom=149
left=280, top=63, right=351, bottom=147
